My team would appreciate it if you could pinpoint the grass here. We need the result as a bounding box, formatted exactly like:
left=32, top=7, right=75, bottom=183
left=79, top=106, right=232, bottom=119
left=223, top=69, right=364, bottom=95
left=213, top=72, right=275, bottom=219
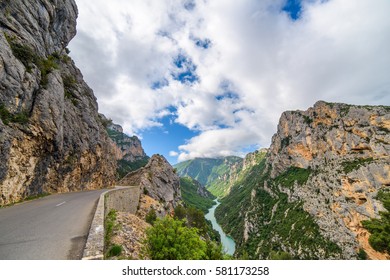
left=107, top=244, right=123, bottom=257
left=104, top=209, right=122, bottom=258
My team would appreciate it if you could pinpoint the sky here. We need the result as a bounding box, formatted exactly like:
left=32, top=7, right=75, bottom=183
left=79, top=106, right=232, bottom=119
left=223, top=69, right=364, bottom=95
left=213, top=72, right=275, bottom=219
left=69, top=0, right=390, bottom=164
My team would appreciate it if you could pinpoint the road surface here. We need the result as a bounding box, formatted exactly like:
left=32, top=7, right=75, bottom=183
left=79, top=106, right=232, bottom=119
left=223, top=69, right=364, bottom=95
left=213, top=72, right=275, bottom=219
left=0, top=189, right=107, bottom=260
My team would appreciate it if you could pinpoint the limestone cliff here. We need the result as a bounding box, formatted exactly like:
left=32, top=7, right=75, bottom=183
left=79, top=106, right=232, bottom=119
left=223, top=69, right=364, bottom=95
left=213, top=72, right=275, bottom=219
left=216, top=101, right=389, bottom=259
left=0, top=0, right=116, bottom=205
left=118, top=154, right=182, bottom=215
left=106, top=122, right=149, bottom=179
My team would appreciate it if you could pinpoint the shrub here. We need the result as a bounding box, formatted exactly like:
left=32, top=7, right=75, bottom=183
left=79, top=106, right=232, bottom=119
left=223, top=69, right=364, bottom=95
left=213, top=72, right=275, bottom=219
left=141, top=217, right=207, bottom=260
left=145, top=208, right=157, bottom=225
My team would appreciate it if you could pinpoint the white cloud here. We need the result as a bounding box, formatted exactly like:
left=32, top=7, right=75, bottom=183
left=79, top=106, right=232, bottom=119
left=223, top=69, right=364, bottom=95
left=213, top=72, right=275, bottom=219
left=71, top=0, right=390, bottom=161
left=169, top=151, right=179, bottom=157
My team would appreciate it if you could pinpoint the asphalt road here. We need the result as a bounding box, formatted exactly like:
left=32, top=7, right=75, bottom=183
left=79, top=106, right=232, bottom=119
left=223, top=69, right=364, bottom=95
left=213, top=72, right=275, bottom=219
left=0, top=189, right=107, bottom=260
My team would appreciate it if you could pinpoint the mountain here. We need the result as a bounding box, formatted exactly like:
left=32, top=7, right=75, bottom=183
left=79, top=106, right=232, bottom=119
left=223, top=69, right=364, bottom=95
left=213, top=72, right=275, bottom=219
left=180, top=176, right=216, bottom=213
left=106, top=122, right=149, bottom=179
left=216, top=101, right=390, bottom=260
left=0, top=0, right=116, bottom=206
left=174, top=156, right=243, bottom=197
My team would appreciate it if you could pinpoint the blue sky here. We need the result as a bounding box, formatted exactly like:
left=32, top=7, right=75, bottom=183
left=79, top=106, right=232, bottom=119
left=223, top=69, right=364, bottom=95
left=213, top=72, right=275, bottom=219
left=70, top=0, right=390, bottom=164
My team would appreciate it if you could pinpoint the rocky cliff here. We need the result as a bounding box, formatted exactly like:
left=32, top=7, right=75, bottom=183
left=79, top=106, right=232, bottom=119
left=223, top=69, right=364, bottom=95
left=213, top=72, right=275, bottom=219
left=0, top=0, right=116, bottom=205
left=119, top=154, right=182, bottom=215
left=216, top=101, right=389, bottom=260
left=106, top=122, right=149, bottom=179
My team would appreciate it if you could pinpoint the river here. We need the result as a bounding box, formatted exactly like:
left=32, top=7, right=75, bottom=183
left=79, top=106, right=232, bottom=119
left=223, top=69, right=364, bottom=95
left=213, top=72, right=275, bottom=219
left=205, top=199, right=236, bottom=255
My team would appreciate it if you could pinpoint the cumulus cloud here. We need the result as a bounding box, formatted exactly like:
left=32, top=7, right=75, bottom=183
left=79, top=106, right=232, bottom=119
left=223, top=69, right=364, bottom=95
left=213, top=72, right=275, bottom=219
left=70, top=0, right=390, bottom=161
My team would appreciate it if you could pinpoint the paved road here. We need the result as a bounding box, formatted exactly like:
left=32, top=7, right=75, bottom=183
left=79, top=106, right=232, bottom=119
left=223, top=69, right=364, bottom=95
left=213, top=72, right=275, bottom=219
left=0, top=189, right=107, bottom=260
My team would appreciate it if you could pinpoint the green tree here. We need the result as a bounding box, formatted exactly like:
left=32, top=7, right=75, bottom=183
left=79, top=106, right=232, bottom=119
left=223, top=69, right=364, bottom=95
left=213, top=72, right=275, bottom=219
left=142, top=217, right=207, bottom=260
left=174, top=205, right=187, bottom=220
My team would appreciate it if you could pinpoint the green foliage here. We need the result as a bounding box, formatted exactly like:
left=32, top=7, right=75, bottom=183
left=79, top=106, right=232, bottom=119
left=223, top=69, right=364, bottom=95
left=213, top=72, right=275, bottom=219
left=104, top=209, right=119, bottom=258
left=180, top=177, right=216, bottom=213
left=38, top=55, right=59, bottom=88
left=174, top=156, right=244, bottom=198
left=274, top=166, right=312, bottom=188
left=5, top=34, right=60, bottom=87
left=174, top=205, right=187, bottom=220
left=362, top=190, right=390, bottom=254
left=342, top=157, right=374, bottom=173
left=63, top=75, right=78, bottom=105
left=117, top=158, right=149, bottom=179
left=270, top=251, right=293, bottom=260
left=5, top=34, right=38, bottom=72
left=145, top=209, right=157, bottom=225
left=357, top=249, right=368, bottom=260
left=0, top=103, right=29, bottom=125
left=107, top=244, right=123, bottom=257
left=141, top=217, right=207, bottom=260
left=303, top=115, right=313, bottom=125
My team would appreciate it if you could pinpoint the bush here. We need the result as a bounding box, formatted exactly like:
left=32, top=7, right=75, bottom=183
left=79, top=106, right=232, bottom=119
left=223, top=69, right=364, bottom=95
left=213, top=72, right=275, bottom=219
left=142, top=217, right=207, bottom=260
left=145, top=209, right=157, bottom=225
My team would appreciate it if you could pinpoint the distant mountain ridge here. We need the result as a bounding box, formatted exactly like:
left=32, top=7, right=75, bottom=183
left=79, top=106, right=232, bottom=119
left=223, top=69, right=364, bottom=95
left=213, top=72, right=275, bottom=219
left=174, top=156, right=244, bottom=197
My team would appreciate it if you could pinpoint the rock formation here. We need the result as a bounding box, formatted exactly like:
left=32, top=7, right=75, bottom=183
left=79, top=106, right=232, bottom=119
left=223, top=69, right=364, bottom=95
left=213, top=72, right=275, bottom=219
left=0, top=0, right=116, bottom=205
left=216, top=101, right=389, bottom=260
left=119, top=154, right=182, bottom=214
left=106, top=122, right=149, bottom=179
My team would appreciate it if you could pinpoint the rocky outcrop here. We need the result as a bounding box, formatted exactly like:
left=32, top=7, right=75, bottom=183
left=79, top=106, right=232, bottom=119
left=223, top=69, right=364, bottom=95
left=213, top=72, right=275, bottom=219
left=267, top=101, right=389, bottom=178
left=0, top=0, right=116, bottom=205
left=119, top=155, right=182, bottom=214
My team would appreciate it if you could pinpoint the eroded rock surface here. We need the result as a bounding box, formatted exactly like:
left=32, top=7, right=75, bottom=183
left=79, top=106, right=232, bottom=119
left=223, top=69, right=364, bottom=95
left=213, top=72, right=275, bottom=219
left=0, top=0, right=116, bottom=205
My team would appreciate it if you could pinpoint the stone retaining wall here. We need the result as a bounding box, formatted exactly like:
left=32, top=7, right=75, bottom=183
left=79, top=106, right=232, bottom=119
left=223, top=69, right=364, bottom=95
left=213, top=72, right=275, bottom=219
left=82, top=186, right=140, bottom=260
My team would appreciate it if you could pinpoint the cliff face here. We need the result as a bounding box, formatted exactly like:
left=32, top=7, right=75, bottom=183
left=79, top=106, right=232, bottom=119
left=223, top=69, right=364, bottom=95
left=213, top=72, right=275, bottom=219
left=216, top=102, right=389, bottom=260
left=106, top=123, right=149, bottom=179
left=119, top=154, right=182, bottom=215
left=0, top=0, right=116, bottom=205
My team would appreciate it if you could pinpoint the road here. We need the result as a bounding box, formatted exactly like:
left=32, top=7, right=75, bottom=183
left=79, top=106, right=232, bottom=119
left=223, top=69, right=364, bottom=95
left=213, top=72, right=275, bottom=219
left=0, top=189, right=107, bottom=260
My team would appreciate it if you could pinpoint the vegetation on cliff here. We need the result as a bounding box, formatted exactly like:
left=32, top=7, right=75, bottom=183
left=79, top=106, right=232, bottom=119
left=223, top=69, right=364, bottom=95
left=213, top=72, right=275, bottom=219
left=180, top=177, right=216, bottom=213
left=174, top=156, right=243, bottom=197
left=362, top=189, right=390, bottom=254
